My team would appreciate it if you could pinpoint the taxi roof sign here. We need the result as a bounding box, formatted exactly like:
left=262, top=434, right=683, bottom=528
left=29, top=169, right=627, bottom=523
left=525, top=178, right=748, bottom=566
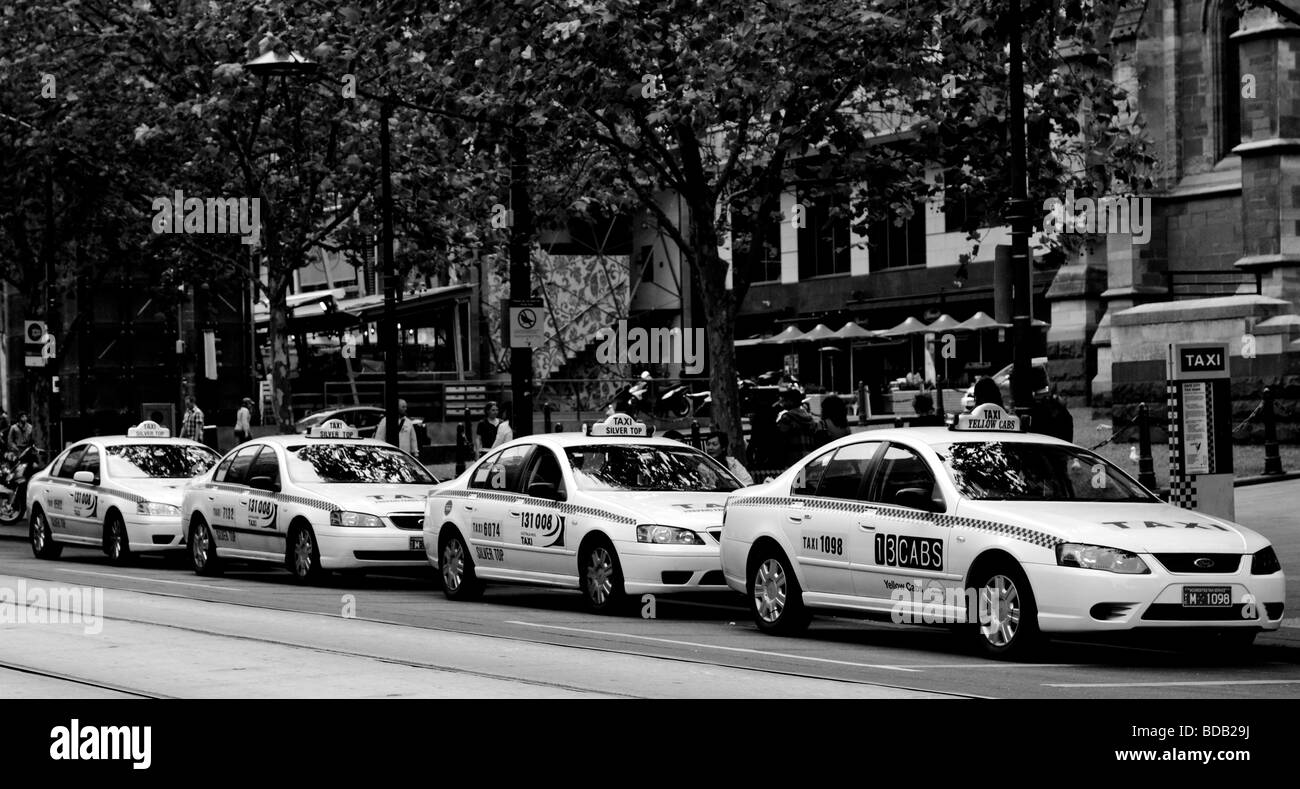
left=951, top=403, right=1024, bottom=432
left=586, top=413, right=653, bottom=437
left=309, top=418, right=360, bottom=439
left=127, top=420, right=170, bottom=438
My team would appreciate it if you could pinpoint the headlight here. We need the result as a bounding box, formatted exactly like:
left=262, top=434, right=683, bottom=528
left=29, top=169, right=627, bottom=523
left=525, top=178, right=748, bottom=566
left=330, top=511, right=384, bottom=528
left=636, top=525, right=705, bottom=545
left=1252, top=546, right=1282, bottom=575
left=1055, top=543, right=1150, bottom=574
left=137, top=502, right=180, bottom=517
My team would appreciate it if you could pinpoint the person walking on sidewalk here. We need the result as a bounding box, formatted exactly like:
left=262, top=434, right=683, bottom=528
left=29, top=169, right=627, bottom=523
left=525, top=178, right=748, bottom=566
left=475, top=401, right=503, bottom=458
left=7, top=412, right=33, bottom=452
left=234, top=397, right=253, bottom=445
left=376, top=398, right=420, bottom=456
left=180, top=397, right=205, bottom=442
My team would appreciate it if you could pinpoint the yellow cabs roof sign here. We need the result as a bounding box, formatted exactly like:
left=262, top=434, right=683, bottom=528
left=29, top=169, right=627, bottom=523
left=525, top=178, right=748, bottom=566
left=309, top=418, right=360, bottom=439
left=951, top=403, right=1024, bottom=432
left=127, top=420, right=170, bottom=438
left=586, top=413, right=653, bottom=437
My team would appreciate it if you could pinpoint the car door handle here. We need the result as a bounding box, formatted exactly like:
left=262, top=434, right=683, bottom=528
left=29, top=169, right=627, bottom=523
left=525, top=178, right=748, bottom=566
left=787, top=513, right=809, bottom=523
left=509, top=510, right=522, bottom=516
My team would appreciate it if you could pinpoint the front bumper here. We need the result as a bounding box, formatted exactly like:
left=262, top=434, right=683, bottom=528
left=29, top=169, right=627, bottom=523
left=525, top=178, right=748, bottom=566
left=1023, top=561, right=1286, bottom=633
left=124, top=513, right=186, bottom=553
left=315, top=526, right=429, bottom=569
left=615, top=540, right=729, bottom=595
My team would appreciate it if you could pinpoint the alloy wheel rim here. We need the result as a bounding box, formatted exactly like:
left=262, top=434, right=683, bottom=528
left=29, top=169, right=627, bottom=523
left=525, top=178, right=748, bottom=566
left=192, top=526, right=208, bottom=569
left=294, top=531, right=314, bottom=576
left=442, top=539, right=464, bottom=591
left=586, top=547, right=613, bottom=605
left=111, top=522, right=123, bottom=557
left=31, top=515, right=45, bottom=551
left=979, top=575, right=1021, bottom=647
left=753, top=559, right=787, bottom=623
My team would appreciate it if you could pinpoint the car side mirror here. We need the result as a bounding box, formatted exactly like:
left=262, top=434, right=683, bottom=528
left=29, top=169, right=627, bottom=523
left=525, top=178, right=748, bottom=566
left=896, top=487, right=941, bottom=512
left=73, top=470, right=96, bottom=484
left=527, top=481, right=563, bottom=501
left=248, top=475, right=279, bottom=492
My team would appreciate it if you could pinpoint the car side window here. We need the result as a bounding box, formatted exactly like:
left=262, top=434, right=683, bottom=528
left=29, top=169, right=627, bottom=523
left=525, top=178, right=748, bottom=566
left=246, top=446, right=281, bottom=486
left=523, top=448, right=566, bottom=497
left=222, top=445, right=261, bottom=487
left=80, top=446, right=101, bottom=482
left=870, top=444, right=939, bottom=509
left=816, top=441, right=881, bottom=501
left=470, top=445, right=532, bottom=492
left=355, top=410, right=382, bottom=428
left=55, top=445, right=88, bottom=479
left=791, top=449, right=834, bottom=497
left=212, top=453, right=235, bottom=483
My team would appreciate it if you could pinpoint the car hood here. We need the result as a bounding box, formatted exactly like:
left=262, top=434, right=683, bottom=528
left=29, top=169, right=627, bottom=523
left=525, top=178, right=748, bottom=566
left=111, top=478, right=192, bottom=507
left=956, top=500, right=1266, bottom=553
left=585, top=490, right=734, bottom=528
left=295, top=483, right=439, bottom=513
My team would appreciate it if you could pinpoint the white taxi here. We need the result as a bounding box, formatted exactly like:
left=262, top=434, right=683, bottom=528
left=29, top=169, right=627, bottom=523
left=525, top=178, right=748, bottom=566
left=180, top=419, right=441, bottom=582
left=423, top=413, right=745, bottom=613
left=27, top=421, right=221, bottom=564
left=720, top=404, right=1287, bottom=659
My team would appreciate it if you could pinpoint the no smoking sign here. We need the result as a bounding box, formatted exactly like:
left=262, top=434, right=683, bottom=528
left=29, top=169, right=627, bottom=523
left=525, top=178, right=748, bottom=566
left=508, top=298, right=544, bottom=349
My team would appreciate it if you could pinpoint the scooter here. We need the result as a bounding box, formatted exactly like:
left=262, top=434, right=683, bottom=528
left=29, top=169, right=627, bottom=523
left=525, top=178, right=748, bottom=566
left=0, top=445, right=43, bottom=524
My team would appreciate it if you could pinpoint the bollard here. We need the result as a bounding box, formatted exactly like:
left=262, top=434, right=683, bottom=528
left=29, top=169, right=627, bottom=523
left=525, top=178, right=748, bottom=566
left=454, top=423, right=468, bottom=475
left=1263, top=386, right=1284, bottom=475
left=857, top=380, right=868, bottom=423
left=543, top=402, right=553, bottom=434
left=1137, top=402, right=1157, bottom=489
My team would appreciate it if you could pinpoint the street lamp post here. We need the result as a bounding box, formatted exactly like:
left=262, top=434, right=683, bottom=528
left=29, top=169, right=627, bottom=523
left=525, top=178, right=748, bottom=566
left=1006, top=0, right=1036, bottom=417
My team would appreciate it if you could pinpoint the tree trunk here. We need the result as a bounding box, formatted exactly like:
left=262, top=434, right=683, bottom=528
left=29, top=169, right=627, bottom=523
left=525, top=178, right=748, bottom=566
left=690, top=237, right=746, bottom=465
left=268, top=277, right=293, bottom=431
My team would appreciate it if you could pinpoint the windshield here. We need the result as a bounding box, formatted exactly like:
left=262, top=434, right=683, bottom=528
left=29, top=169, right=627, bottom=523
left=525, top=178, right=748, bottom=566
left=105, top=444, right=221, bottom=479
left=936, top=441, right=1157, bottom=502
left=564, top=444, right=742, bottom=492
left=285, top=443, right=437, bottom=484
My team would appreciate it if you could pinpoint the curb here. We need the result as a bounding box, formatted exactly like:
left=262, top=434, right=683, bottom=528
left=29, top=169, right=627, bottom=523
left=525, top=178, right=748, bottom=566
left=1233, top=471, right=1300, bottom=487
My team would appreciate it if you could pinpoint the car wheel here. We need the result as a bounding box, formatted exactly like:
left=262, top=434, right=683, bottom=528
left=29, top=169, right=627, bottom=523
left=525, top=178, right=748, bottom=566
left=580, top=537, right=627, bottom=614
left=30, top=508, right=61, bottom=560
left=440, top=530, right=483, bottom=601
left=105, top=513, right=132, bottom=566
left=968, top=561, right=1042, bottom=660
left=288, top=524, right=326, bottom=582
left=190, top=518, right=222, bottom=576
left=0, top=486, right=26, bottom=524
left=748, top=547, right=810, bottom=636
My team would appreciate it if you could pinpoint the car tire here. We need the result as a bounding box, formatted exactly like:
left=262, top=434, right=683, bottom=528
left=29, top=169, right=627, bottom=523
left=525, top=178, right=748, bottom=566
left=30, top=507, right=62, bottom=560
left=439, top=529, right=483, bottom=601
left=747, top=546, right=810, bottom=636
left=288, top=523, right=326, bottom=583
left=0, top=485, right=26, bottom=524
left=967, top=561, right=1042, bottom=660
left=105, top=513, right=132, bottom=566
left=580, top=536, right=627, bottom=615
left=190, top=518, right=222, bottom=576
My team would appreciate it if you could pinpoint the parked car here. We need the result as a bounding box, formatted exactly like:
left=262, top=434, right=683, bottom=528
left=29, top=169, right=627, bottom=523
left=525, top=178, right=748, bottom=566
left=293, top=406, right=425, bottom=441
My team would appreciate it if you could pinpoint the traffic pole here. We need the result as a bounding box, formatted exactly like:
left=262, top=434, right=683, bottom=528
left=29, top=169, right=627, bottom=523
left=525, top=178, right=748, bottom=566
left=1137, top=402, right=1157, bottom=489
left=1263, top=386, right=1284, bottom=475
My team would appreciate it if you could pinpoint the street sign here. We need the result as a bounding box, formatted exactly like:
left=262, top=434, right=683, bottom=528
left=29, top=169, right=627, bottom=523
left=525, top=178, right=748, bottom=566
left=1166, top=341, right=1233, bottom=521
left=24, top=320, right=46, bottom=367
left=508, top=298, right=545, bottom=349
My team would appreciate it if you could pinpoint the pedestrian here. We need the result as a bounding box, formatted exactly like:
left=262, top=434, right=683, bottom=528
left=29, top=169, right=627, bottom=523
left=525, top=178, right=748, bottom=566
left=972, top=376, right=1003, bottom=408
left=910, top=393, right=946, bottom=426
left=705, top=432, right=754, bottom=486
left=179, top=396, right=205, bottom=442
left=375, top=398, right=420, bottom=456
left=774, top=386, right=818, bottom=467
left=7, top=411, right=34, bottom=452
left=491, top=402, right=515, bottom=449
left=819, top=395, right=852, bottom=442
left=0, top=408, right=10, bottom=455
left=474, top=401, right=503, bottom=458
left=234, top=397, right=253, bottom=445
left=1015, top=369, right=1074, bottom=442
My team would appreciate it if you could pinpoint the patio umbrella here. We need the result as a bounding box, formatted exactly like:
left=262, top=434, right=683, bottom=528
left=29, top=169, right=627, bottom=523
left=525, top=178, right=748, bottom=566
left=832, top=321, right=873, bottom=388
left=924, top=313, right=963, bottom=334
left=956, top=311, right=1010, bottom=363
left=763, top=325, right=809, bottom=344
left=881, top=316, right=933, bottom=374
left=800, top=324, right=837, bottom=343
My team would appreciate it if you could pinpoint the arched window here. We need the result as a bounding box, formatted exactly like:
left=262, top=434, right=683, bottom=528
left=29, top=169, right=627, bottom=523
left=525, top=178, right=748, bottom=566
left=1207, top=0, right=1242, bottom=160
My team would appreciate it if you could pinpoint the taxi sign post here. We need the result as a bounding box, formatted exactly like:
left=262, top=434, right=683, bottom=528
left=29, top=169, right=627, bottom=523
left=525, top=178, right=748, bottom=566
left=1166, top=342, right=1234, bottom=521
left=950, top=403, right=1023, bottom=432
left=126, top=420, right=171, bottom=438
left=309, top=418, right=360, bottom=439
left=586, top=413, right=653, bottom=437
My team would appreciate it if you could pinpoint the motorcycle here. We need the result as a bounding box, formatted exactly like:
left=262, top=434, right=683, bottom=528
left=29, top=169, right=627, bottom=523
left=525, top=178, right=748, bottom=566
left=0, top=445, right=43, bottom=525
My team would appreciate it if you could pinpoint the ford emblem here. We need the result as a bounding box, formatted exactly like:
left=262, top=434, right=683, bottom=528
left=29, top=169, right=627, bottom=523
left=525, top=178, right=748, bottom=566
left=1194, top=557, right=1215, bottom=569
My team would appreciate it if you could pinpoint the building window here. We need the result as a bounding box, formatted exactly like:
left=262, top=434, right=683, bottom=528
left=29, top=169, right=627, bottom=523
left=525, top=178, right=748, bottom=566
left=942, top=175, right=968, bottom=234
left=1218, top=6, right=1241, bottom=158
left=757, top=214, right=782, bottom=282
left=796, top=188, right=851, bottom=279
left=868, top=201, right=927, bottom=271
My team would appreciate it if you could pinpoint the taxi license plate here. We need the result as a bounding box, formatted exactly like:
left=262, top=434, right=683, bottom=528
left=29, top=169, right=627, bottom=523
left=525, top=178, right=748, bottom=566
left=1182, top=586, right=1231, bottom=607
left=410, top=536, right=424, bottom=551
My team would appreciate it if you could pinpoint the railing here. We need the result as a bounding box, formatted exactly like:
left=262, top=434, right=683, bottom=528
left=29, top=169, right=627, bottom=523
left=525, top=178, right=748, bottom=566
left=1164, top=270, right=1261, bottom=298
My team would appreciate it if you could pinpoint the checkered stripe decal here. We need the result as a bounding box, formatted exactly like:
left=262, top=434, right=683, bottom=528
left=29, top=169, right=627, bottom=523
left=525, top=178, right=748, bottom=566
left=728, top=496, right=1063, bottom=549
left=1166, top=383, right=1196, bottom=510
left=198, top=482, right=336, bottom=512
left=102, top=487, right=148, bottom=505
left=39, top=479, right=148, bottom=504
left=437, top=488, right=636, bottom=525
